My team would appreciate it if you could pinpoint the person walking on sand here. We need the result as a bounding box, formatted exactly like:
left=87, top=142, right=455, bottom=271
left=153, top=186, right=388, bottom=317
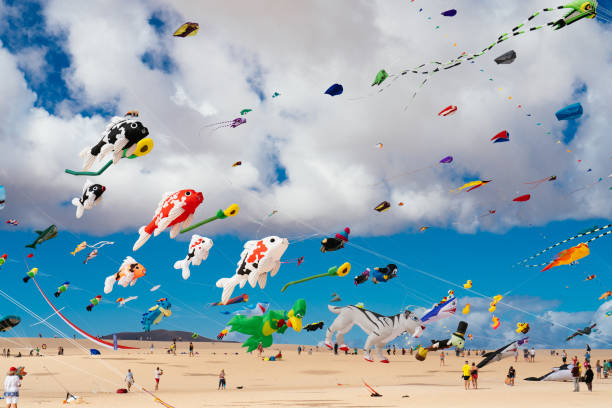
left=125, top=369, right=134, bottom=392
left=561, top=350, right=567, bottom=364
left=150, top=343, right=154, bottom=354
left=595, top=360, right=601, bottom=379
left=189, top=342, right=194, bottom=357
left=530, top=347, right=535, bottom=362
left=584, top=364, right=593, bottom=392
left=470, top=362, right=478, bottom=389
left=4, top=367, right=21, bottom=408
left=507, top=366, right=515, bottom=386
left=514, top=349, right=518, bottom=362
left=440, top=351, right=445, bottom=366
left=462, top=361, right=471, bottom=390
left=571, top=363, right=580, bottom=392
left=218, top=369, right=226, bottom=390
left=154, top=367, right=163, bottom=391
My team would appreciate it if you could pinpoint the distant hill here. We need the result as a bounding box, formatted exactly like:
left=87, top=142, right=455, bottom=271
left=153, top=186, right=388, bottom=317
left=101, top=329, right=228, bottom=342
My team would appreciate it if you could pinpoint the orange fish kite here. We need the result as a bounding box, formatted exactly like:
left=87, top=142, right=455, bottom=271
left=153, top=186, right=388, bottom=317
left=541, top=243, right=589, bottom=272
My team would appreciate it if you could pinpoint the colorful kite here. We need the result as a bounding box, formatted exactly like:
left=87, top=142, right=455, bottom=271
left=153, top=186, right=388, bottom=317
left=227, top=299, right=306, bottom=352
left=354, top=268, right=370, bottom=285
left=451, top=180, right=491, bottom=193
left=54, top=282, right=70, bottom=298
left=173, top=235, right=213, bottom=280
left=86, top=295, right=102, bottom=311
left=240, top=109, right=252, bottom=115
left=203, top=117, right=246, bottom=131
left=210, top=294, right=248, bottom=306
left=491, top=315, right=501, bottom=329
left=179, top=204, right=239, bottom=234
left=374, top=201, right=391, bottom=212
left=104, top=256, right=146, bottom=293
left=0, top=254, right=6, bottom=268
left=513, top=194, right=531, bottom=202
left=598, top=291, right=612, bottom=300
left=25, top=225, right=57, bottom=249
left=0, top=316, right=20, bottom=332
left=541, top=242, right=589, bottom=272
left=516, top=322, right=530, bottom=334
left=133, top=189, right=204, bottom=251
left=524, top=175, right=556, bottom=189
left=281, top=263, right=350, bottom=292
left=421, top=296, right=457, bottom=324
left=565, top=323, right=596, bottom=341
left=463, top=280, right=472, bottom=289
left=441, top=9, right=457, bottom=17
left=72, top=180, right=105, bottom=219
left=371, top=263, right=398, bottom=284
left=438, top=105, right=457, bottom=116
left=321, top=227, right=350, bottom=252
left=173, top=22, right=199, bottom=37
left=142, top=298, right=172, bottom=332
left=491, top=130, right=510, bottom=143
left=23, top=268, right=38, bottom=283
left=216, top=236, right=289, bottom=303
left=0, top=185, right=5, bottom=210
left=555, top=102, right=583, bottom=120
left=371, top=70, right=388, bottom=86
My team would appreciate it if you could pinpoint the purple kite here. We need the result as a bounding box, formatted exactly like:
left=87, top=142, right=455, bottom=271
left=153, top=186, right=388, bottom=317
left=440, top=156, right=453, bottom=164
left=203, top=117, right=247, bottom=131
left=441, top=9, right=457, bottom=17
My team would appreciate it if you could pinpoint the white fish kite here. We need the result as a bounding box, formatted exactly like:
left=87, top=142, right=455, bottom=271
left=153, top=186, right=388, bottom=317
left=173, top=235, right=213, bottom=280
left=215, top=236, right=288, bottom=304
left=71, top=179, right=105, bottom=219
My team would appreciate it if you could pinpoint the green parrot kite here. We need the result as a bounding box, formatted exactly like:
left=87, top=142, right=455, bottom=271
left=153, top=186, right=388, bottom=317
left=227, top=299, right=306, bottom=352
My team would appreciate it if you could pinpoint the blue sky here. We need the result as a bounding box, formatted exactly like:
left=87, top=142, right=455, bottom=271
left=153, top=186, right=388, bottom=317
left=1, top=0, right=612, bottom=349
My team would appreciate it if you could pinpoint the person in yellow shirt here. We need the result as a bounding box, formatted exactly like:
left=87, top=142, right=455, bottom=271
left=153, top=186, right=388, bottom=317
left=462, top=360, right=471, bottom=390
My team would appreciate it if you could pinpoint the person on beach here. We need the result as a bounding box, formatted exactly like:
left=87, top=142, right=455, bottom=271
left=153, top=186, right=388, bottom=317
left=561, top=350, right=567, bottom=364
left=603, top=360, right=608, bottom=379
left=218, top=369, right=226, bottom=390
left=584, top=364, right=593, bottom=392
left=125, top=369, right=134, bottom=392
left=297, top=346, right=302, bottom=355
left=189, top=342, right=194, bottom=357
left=530, top=347, right=535, bottom=362
left=571, top=363, right=580, bottom=392
left=470, top=363, right=478, bottom=389
left=595, top=360, right=601, bottom=379
left=440, top=351, right=445, bottom=366
left=507, top=366, right=515, bottom=386
left=4, top=367, right=21, bottom=408
left=150, top=343, right=154, bottom=354
left=462, top=361, right=471, bottom=390
left=154, top=367, right=163, bottom=391
left=514, top=349, right=518, bottom=362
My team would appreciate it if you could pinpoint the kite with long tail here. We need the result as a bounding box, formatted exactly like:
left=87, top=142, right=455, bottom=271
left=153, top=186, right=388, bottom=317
left=31, top=277, right=138, bottom=350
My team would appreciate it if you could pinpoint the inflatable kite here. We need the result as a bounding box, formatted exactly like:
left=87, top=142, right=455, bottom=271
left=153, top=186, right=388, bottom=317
left=513, top=194, right=531, bottom=202
left=325, top=305, right=424, bottom=363
left=0, top=315, right=20, bottom=332
left=388, top=1, right=597, bottom=96
left=524, top=175, right=556, bottom=189
left=330, top=293, right=341, bottom=302
left=272, top=92, right=280, bottom=98
left=303, top=321, right=325, bottom=332
left=324, top=83, right=343, bottom=96
left=281, top=262, right=350, bottom=292
left=173, top=22, right=199, bottom=37
left=240, top=109, right=252, bottom=116
left=6, top=219, right=18, bottom=226
left=320, top=227, right=349, bottom=252
left=70, top=242, right=86, bottom=256
left=585, top=274, right=596, bottom=281
left=441, top=9, right=457, bottom=17
left=173, top=235, right=213, bottom=280
left=25, top=225, right=57, bottom=249
left=104, top=256, right=146, bottom=294
left=438, top=105, right=457, bottom=116
left=494, top=50, right=517, bottom=64
left=462, top=303, right=471, bottom=314
left=179, top=204, right=239, bottom=234
left=0, top=254, right=6, bottom=268
left=565, top=323, right=596, bottom=341
left=516, top=322, right=530, bottom=334
left=491, top=130, right=510, bottom=143
left=477, top=338, right=529, bottom=368
left=54, top=282, right=70, bottom=298
left=371, top=264, right=398, bottom=284
left=210, top=293, right=248, bottom=306
left=23, top=268, right=38, bottom=283
left=374, top=201, right=391, bottom=212
left=555, top=102, right=583, bottom=120
left=440, top=155, right=453, bottom=164
left=516, top=223, right=612, bottom=267
left=421, top=296, right=457, bottom=324
left=415, top=321, right=467, bottom=361
left=142, top=298, right=172, bottom=332
left=354, top=268, right=370, bottom=285
left=86, top=295, right=102, bottom=311
left=66, top=112, right=152, bottom=176
left=203, top=117, right=246, bottom=131
left=116, top=296, right=137, bottom=307
left=525, top=364, right=576, bottom=381
left=71, top=180, right=105, bottom=219
left=83, top=249, right=97, bottom=264
left=227, top=298, right=306, bottom=352
left=371, top=69, right=388, bottom=86
left=216, top=236, right=289, bottom=303
left=599, top=291, right=612, bottom=300
left=132, top=189, right=204, bottom=251
left=463, top=280, right=472, bottom=289
left=491, top=316, right=501, bottom=329
left=232, top=161, right=242, bottom=167
left=451, top=180, right=491, bottom=193
left=541, top=242, right=589, bottom=272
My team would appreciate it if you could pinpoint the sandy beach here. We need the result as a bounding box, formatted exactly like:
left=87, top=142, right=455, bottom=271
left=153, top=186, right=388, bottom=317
left=0, top=338, right=609, bottom=407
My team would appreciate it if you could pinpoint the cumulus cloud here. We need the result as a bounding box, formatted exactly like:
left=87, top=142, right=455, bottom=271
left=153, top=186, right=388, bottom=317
left=0, top=0, right=610, bottom=241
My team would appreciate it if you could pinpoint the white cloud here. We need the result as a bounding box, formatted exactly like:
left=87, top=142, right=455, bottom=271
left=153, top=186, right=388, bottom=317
left=0, top=0, right=610, bottom=241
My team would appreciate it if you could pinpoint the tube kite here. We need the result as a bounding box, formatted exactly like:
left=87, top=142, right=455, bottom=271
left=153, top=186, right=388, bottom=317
left=513, top=194, right=531, bottom=202
left=179, top=204, right=239, bottom=234
left=374, top=201, right=391, bottom=212
left=491, top=130, right=510, bottom=143
left=281, top=262, right=350, bottom=292
left=438, top=105, right=457, bottom=116
left=555, top=102, right=583, bottom=120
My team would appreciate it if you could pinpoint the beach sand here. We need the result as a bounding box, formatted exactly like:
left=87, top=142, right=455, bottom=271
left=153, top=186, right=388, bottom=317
left=0, top=338, right=610, bottom=407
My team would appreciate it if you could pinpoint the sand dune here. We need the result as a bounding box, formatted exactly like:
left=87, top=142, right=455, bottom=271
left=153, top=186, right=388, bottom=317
left=0, top=338, right=610, bottom=407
